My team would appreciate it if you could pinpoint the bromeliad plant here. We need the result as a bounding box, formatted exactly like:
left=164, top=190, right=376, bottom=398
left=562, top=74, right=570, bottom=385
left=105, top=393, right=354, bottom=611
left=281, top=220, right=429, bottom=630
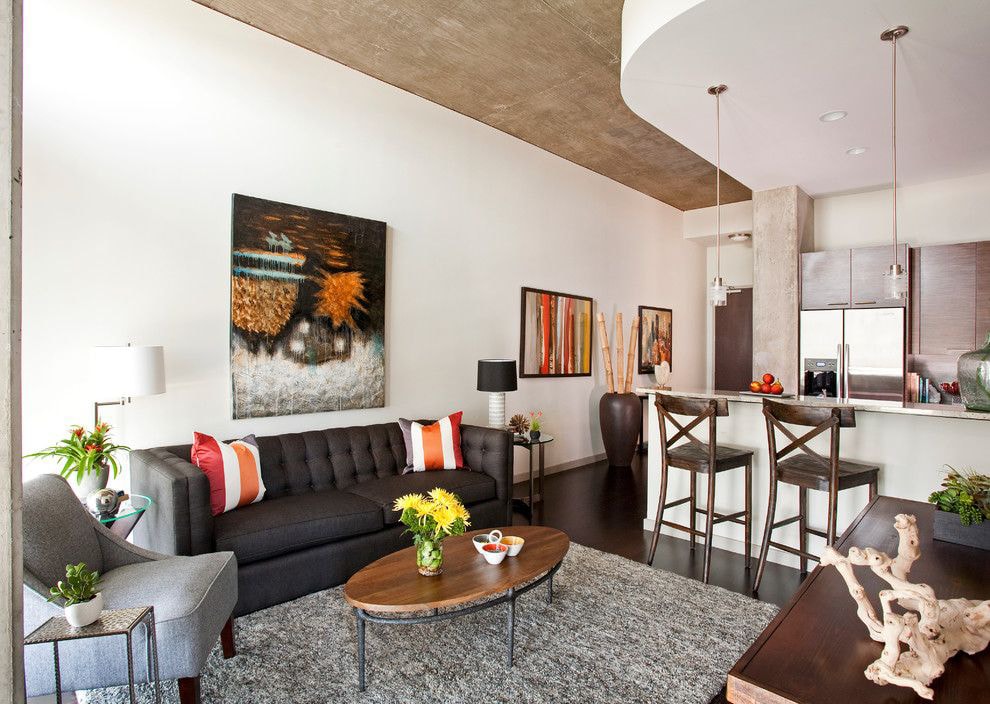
left=25, top=423, right=130, bottom=486
left=48, top=563, right=101, bottom=606
left=928, top=466, right=990, bottom=526
left=393, top=488, right=470, bottom=576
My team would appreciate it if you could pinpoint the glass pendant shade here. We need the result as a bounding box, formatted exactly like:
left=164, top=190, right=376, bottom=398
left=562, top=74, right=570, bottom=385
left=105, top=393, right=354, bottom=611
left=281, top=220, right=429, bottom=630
left=709, top=277, right=728, bottom=307
left=883, top=263, right=908, bottom=300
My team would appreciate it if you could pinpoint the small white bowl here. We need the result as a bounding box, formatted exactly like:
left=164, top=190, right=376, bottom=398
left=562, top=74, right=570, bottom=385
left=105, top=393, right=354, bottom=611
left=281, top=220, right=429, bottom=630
left=500, top=536, right=525, bottom=557
left=472, top=530, right=503, bottom=554
left=481, top=543, right=508, bottom=564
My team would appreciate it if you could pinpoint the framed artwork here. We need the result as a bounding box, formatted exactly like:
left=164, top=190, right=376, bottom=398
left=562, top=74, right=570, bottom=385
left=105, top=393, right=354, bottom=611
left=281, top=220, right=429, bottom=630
left=638, top=305, right=672, bottom=374
left=230, top=194, right=386, bottom=419
left=519, top=287, right=593, bottom=378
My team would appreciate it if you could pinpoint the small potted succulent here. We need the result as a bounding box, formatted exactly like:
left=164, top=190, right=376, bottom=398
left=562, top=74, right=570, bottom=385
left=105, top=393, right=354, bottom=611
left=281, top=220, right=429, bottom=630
left=25, top=423, right=130, bottom=498
left=49, top=562, right=103, bottom=628
left=928, top=466, right=990, bottom=550
left=529, top=411, right=543, bottom=442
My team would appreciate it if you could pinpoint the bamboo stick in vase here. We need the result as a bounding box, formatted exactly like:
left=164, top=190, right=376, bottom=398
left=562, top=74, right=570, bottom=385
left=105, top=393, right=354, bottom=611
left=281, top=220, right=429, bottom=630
left=624, top=316, right=639, bottom=395
left=615, top=312, right=624, bottom=395
left=596, top=312, right=615, bottom=393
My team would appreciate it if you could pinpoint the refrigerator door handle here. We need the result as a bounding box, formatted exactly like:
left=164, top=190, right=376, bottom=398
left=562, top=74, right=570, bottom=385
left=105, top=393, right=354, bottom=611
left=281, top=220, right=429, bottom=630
left=843, top=343, right=851, bottom=401
left=836, top=343, right=844, bottom=399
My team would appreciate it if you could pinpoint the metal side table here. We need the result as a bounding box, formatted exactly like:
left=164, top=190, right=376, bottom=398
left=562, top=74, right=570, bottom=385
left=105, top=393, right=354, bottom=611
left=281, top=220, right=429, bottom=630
left=512, top=434, right=554, bottom=523
left=24, top=606, right=160, bottom=704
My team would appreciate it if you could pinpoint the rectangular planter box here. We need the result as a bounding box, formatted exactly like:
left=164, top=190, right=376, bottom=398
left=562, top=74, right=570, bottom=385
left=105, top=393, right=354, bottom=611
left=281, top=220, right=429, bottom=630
left=933, top=508, right=990, bottom=550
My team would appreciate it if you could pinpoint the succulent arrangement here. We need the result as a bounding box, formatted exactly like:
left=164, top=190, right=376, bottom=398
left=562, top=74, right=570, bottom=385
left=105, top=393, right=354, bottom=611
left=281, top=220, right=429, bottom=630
left=48, top=562, right=101, bottom=606
left=928, top=466, right=990, bottom=526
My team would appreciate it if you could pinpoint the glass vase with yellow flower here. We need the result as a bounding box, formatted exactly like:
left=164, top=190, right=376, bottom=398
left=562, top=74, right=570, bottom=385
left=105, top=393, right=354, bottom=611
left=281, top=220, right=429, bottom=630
left=393, top=488, right=471, bottom=576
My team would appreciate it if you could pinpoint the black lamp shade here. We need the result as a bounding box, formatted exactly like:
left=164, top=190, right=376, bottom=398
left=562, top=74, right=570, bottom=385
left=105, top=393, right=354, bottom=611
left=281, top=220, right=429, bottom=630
left=477, top=359, right=517, bottom=392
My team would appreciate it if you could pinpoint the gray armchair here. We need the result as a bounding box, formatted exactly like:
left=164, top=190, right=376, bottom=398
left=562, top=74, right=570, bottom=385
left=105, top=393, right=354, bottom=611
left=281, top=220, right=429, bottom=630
left=23, top=474, right=238, bottom=704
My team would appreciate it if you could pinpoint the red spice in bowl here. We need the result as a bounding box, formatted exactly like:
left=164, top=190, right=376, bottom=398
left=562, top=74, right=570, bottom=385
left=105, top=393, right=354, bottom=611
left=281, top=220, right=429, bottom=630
left=483, top=543, right=507, bottom=553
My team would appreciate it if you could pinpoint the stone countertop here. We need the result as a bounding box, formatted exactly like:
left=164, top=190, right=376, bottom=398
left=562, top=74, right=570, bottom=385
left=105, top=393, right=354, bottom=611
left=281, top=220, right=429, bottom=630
left=634, top=387, right=990, bottom=422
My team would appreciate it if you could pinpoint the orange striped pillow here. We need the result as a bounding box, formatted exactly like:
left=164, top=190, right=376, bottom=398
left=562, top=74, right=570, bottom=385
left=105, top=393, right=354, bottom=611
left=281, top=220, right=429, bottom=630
left=191, top=433, right=266, bottom=516
left=399, top=412, right=464, bottom=472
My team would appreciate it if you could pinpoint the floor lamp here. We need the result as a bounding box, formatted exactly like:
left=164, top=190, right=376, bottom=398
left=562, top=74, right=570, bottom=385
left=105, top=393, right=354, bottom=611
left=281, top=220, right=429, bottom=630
left=90, top=345, right=166, bottom=426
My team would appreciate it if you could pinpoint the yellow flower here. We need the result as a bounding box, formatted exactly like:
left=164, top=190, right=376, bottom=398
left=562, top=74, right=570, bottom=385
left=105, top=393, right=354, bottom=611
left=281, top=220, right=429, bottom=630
left=453, top=502, right=471, bottom=524
left=428, top=487, right=459, bottom=507
left=393, top=493, right=426, bottom=513
left=432, top=505, right=457, bottom=534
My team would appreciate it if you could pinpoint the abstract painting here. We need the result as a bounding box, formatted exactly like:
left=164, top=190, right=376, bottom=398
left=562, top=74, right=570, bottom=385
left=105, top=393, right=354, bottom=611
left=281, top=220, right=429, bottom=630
left=519, top=287, right=593, bottom=378
left=230, top=194, right=386, bottom=419
left=638, top=305, right=672, bottom=374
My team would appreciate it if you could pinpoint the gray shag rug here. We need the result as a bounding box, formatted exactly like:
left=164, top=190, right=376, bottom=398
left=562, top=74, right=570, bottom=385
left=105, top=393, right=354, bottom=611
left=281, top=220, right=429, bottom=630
left=81, top=543, right=776, bottom=704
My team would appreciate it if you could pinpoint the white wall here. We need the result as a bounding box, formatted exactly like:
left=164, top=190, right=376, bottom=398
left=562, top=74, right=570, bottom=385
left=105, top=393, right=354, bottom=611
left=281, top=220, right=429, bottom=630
left=683, top=200, right=753, bottom=241
left=815, top=172, right=990, bottom=250
left=21, top=0, right=707, bottom=483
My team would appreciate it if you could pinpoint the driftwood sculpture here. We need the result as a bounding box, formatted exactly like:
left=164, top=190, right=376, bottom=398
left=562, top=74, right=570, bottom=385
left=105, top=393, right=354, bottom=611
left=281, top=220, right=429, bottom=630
left=821, top=514, right=990, bottom=700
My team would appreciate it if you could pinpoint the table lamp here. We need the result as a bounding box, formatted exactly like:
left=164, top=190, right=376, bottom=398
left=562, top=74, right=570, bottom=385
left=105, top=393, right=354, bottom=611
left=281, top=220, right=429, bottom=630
left=477, top=359, right=517, bottom=428
left=90, top=345, right=166, bottom=425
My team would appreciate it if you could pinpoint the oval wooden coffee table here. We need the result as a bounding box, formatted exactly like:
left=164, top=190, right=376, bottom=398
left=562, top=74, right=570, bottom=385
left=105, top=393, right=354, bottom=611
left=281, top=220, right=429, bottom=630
left=344, top=525, right=569, bottom=691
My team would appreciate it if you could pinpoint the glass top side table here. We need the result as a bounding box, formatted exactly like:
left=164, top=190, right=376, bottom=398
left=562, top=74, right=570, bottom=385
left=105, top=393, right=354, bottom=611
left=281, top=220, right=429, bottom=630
left=94, top=494, right=153, bottom=539
left=512, top=434, right=554, bottom=523
left=24, top=606, right=160, bottom=704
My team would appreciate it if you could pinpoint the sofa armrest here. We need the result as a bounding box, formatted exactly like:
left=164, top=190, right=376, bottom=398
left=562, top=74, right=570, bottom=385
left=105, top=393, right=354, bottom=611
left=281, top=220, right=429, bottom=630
left=130, top=449, right=214, bottom=556
left=460, top=424, right=513, bottom=520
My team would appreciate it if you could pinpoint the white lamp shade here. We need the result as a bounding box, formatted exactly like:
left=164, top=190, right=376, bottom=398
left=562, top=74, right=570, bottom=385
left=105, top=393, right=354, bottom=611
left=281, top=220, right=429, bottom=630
left=90, top=346, right=166, bottom=398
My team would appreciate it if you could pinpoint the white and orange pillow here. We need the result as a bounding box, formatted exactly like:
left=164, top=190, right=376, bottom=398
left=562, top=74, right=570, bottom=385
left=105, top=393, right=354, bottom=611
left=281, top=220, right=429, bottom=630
left=399, top=412, right=464, bottom=472
left=191, top=432, right=266, bottom=516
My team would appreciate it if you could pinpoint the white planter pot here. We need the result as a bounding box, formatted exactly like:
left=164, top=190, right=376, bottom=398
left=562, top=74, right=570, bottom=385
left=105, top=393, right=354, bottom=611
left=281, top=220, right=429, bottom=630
left=64, top=592, right=103, bottom=628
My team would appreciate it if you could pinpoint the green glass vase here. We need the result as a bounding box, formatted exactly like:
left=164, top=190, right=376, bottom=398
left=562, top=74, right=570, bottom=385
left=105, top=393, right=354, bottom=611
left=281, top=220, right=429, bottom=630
left=958, top=332, right=990, bottom=412
left=416, top=538, right=444, bottom=576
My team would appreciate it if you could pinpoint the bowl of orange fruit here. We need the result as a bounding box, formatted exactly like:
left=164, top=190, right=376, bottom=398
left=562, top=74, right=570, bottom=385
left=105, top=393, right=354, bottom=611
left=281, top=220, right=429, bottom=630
left=745, top=373, right=786, bottom=396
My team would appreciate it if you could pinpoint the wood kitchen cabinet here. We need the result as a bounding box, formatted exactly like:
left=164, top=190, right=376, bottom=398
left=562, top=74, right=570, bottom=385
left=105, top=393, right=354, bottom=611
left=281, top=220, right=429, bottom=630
left=978, top=241, right=990, bottom=344
left=801, top=249, right=850, bottom=309
left=851, top=244, right=909, bottom=308
left=918, top=242, right=977, bottom=355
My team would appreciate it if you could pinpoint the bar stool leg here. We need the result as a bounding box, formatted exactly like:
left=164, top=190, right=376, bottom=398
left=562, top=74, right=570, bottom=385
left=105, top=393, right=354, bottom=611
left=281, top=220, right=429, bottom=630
left=826, top=484, right=839, bottom=545
left=753, top=477, right=778, bottom=594
left=744, top=460, right=752, bottom=571
left=647, top=463, right=670, bottom=565
left=689, top=472, right=697, bottom=551
left=702, top=470, right=717, bottom=584
left=798, top=487, right=808, bottom=575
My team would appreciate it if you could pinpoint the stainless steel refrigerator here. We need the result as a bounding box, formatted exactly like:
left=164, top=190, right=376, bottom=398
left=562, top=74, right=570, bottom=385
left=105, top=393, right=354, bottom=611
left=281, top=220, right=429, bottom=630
left=799, top=308, right=905, bottom=401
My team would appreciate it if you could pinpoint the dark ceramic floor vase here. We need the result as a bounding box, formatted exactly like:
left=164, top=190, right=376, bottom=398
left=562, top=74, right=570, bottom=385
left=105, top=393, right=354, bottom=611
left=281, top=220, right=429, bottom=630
left=599, top=393, right=641, bottom=467
left=933, top=509, right=990, bottom=550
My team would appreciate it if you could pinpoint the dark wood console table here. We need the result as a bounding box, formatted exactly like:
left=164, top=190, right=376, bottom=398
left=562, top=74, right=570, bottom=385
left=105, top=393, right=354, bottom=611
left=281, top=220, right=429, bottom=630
left=728, top=496, right=990, bottom=703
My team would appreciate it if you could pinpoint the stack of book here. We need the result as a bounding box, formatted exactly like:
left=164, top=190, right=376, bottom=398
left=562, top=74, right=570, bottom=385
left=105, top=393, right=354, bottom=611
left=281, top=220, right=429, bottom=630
left=906, top=373, right=940, bottom=403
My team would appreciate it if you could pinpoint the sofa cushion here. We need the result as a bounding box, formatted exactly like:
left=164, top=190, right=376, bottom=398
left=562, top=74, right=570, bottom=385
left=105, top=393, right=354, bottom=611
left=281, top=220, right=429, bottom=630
left=345, top=470, right=496, bottom=524
left=213, top=490, right=383, bottom=564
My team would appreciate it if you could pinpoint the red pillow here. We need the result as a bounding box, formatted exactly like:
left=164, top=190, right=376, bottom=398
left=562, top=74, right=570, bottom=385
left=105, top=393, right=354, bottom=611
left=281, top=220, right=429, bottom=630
left=191, top=432, right=266, bottom=516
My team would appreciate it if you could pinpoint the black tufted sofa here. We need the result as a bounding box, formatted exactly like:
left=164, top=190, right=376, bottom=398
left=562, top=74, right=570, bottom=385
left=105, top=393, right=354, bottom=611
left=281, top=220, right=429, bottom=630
left=130, top=422, right=512, bottom=616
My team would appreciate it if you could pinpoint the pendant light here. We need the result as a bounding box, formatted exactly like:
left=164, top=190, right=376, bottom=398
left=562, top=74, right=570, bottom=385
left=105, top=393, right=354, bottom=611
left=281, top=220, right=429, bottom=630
left=708, top=84, right=729, bottom=307
left=881, top=26, right=909, bottom=300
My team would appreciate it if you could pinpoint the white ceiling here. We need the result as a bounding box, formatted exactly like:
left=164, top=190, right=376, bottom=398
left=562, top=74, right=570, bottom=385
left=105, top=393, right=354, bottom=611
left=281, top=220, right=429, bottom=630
left=620, top=0, right=990, bottom=198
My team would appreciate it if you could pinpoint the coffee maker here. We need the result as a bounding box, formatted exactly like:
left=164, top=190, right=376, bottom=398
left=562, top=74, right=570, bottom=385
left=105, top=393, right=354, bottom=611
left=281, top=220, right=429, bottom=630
left=803, top=357, right=837, bottom=398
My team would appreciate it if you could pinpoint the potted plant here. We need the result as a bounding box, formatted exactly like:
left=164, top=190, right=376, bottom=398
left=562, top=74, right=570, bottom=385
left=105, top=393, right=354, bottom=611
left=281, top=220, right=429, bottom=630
left=928, top=466, right=990, bottom=550
left=49, top=562, right=103, bottom=628
left=25, top=423, right=130, bottom=498
left=529, top=411, right=543, bottom=441
left=393, top=488, right=470, bottom=576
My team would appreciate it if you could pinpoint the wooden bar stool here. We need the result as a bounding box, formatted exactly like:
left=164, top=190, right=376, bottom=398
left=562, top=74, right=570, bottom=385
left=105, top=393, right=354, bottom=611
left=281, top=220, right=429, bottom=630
left=647, top=394, right=753, bottom=584
left=752, top=399, right=878, bottom=593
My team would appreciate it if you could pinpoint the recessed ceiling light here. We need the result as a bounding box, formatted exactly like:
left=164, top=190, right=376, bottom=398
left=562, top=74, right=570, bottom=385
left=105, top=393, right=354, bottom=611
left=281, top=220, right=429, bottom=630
left=846, top=147, right=868, bottom=156
left=728, top=232, right=751, bottom=242
left=819, top=110, right=848, bottom=122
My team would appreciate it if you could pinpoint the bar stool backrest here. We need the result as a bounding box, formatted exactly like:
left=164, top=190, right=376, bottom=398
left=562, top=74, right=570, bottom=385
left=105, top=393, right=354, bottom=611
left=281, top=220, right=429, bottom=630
left=655, top=394, right=729, bottom=471
left=762, top=399, right=856, bottom=487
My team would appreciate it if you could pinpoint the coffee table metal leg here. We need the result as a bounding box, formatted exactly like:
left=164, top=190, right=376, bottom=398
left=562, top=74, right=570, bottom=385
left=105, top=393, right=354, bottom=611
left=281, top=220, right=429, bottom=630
left=356, top=609, right=366, bottom=691
left=547, top=575, right=554, bottom=605
left=506, top=587, right=515, bottom=667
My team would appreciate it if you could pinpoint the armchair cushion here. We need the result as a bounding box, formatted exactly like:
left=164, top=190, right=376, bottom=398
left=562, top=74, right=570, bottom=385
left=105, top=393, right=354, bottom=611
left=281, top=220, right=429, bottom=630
left=213, top=489, right=383, bottom=564
left=345, top=469, right=496, bottom=524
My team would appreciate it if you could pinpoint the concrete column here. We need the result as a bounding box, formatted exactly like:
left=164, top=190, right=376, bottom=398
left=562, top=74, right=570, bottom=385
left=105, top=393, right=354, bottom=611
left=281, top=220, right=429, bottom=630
left=1, top=0, right=24, bottom=701
left=751, top=186, right=813, bottom=393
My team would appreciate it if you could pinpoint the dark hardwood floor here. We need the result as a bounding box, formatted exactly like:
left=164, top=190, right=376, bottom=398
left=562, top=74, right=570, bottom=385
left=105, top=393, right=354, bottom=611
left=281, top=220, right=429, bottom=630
left=511, top=452, right=806, bottom=704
